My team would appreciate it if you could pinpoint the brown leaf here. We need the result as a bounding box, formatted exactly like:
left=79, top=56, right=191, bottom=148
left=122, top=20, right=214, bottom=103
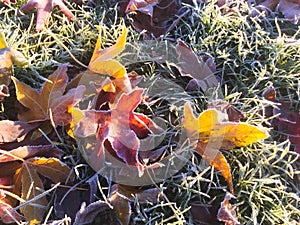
left=217, top=192, right=240, bottom=225
left=120, top=0, right=179, bottom=38
left=28, top=157, right=72, bottom=183
left=278, top=0, right=300, bottom=24
left=19, top=0, right=76, bottom=31
left=175, top=41, right=218, bottom=92
left=0, top=120, right=39, bottom=143
left=0, top=145, right=61, bottom=163
left=12, top=64, right=85, bottom=126
left=0, top=191, right=24, bottom=224
left=109, top=184, right=159, bottom=225
left=20, top=163, right=47, bottom=222
left=73, top=201, right=119, bottom=225
left=7, top=157, right=73, bottom=222
left=263, top=86, right=300, bottom=153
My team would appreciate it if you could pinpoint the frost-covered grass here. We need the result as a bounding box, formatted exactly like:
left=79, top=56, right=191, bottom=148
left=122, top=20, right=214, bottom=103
left=0, top=0, right=299, bottom=224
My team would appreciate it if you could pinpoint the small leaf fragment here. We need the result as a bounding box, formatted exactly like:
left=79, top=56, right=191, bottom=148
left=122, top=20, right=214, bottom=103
left=217, top=192, right=240, bottom=225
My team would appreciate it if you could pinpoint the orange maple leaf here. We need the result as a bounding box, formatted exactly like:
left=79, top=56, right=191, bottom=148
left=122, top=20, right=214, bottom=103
left=12, top=64, right=85, bottom=126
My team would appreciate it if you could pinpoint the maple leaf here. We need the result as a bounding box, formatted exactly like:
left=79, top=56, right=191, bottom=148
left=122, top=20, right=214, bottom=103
left=0, top=152, right=72, bottom=223
left=13, top=157, right=72, bottom=222
left=175, top=40, right=218, bottom=92
left=0, top=120, right=38, bottom=144
left=74, top=89, right=163, bottom=176
left=12, top=64, right=85, bottom=126
left=0, top=145, right=61, bottom=163
left=19, top=0, right=76, bottom=31
left=87, top=26, right=132, bottom=93
left=183, top=102, right=268, bottom=193
left=0, top=32, right=27, bottom=96
left=120, top=0, right=179, bottom=38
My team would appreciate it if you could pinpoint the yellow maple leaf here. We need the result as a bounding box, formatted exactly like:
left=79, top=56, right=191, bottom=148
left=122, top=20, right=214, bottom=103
left=88, top=26, right=128, bottom=79
left=183, top=102, right=268, bottom=193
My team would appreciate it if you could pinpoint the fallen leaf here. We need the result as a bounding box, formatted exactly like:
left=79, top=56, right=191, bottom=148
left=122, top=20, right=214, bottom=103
left=183, top=102, right=268, bottom=193
left=263, top=86, right=300, bottom=153
left=73, top=201, right=119, bottom=225
left=12, top=157, right=73, bottom=222
left=19, top=0, right=76, bottom=31
left=12, top=64, right=85, bottom=125
left=175, top=40, right=218, bottom=92
left=0, top=120, right=39, bottom=143
left=120, top=0, right=179, bottom=38
left=0, top=32, right=27, bottom=87
left=125, top=0, right=159, bottom=15
left=217, top=192, right=240, bottom=225
left=88, top=26, right=131, bottom=92
left=0, top=145, right=61, bottom=163
left=75, top=89, right=163, bottom=176
left=109, top=184, right=160, bottom=225
left=0, top=84, right=9, bottom=99
left=278, top=0, right=300, bottom=23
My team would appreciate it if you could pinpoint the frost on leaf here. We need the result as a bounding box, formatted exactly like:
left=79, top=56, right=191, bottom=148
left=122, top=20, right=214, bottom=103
left=12, top=64, right=85, bottom=126
left=74, top=89, right=163, bottom=176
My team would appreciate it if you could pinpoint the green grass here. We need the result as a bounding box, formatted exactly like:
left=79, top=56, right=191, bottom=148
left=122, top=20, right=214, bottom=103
left=0, top=0, right=299, bottom=224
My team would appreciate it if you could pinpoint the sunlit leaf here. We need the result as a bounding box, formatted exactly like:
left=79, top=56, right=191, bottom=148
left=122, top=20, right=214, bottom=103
left=0, top=32, right=27, bottom=87
left=0, top=120, right=38, bottom=144
left=183, top=102, right=268, bottom=193
left=0, top=145, right=61, bottom=163
left=12, top=64, right=85, bottom=125
left=75, top=89, right=163, bottom=176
